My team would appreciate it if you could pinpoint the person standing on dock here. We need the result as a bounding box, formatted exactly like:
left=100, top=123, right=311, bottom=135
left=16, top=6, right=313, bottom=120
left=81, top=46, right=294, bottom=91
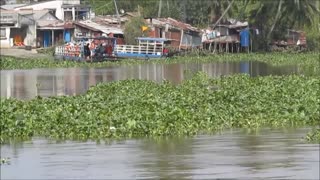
left=89, top=40, right=96, bottom=62
left=84, top=43, right=91, bottom=60
left=163, top=47, right=169, bottom=57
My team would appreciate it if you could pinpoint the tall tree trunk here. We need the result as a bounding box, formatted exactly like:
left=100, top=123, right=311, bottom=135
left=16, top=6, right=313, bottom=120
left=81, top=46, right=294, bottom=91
left=158, top=0, right=162, bottom=17
left=182, top=0, right=187, bottom=22
left=212, top=0, right=235, bottom=28
left=317, top=0, right=320, bottom=31
left=267, top=0, right=284, bottom=43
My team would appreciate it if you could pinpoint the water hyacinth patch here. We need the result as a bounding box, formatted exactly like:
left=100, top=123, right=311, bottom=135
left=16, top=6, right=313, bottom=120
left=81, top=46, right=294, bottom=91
left=0, top=157, right=10, bottom=165
left=1, top=73, right=319, bottom=143
left=305, top=129, right=320, bottom=143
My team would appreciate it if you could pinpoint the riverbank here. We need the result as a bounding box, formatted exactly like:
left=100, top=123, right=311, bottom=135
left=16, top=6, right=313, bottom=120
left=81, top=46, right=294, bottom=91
left=1, top=53, right=319, bottom=74
left=1, top=72, right=319, bottom=143
left=0, top=48, right=52, bottom=59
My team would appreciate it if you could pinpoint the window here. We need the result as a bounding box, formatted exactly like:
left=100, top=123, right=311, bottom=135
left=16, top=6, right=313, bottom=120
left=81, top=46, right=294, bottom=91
left=48, top=10, right=56, bottom=16
left=0, top=28, right=6, bottom=39
left=47, top=16, right=54, bottom=20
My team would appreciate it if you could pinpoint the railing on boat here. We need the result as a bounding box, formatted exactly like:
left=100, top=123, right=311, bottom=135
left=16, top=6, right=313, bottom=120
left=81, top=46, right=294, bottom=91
left=114, top=44, right=163, bottom=55
left=54, top=37, right=170, bottom=60
left=114, top=37, right=168, bottom=58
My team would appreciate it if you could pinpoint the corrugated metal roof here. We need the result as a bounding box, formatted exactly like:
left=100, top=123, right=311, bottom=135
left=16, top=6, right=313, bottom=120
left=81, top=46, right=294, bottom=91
left=1, top=9, right=57, bottom=24
left=18, top=9, right=53, bottom=20
left=0, top=9, right=18, bottom=14
left=61, top=4, right=91, bottom=8
left=75, top=20, right=123, bottom=34
left=37, top=20, right=63, bottom=27
left=94, top=15, right=128, bottom=24
left=149, top=17, right=200, bottom=32
left=215, top=24, right=248, bottom=29
left=213, top=19, right=248, bottom=29
left=0, top=9, right=50, bottom=18
left=203, top=35, right=240, bottom=43
left=12, top=0, right=56, bottom=8
left=137, top=37, right=169, bottom=42
left=0, top=4, right=26, bottom=10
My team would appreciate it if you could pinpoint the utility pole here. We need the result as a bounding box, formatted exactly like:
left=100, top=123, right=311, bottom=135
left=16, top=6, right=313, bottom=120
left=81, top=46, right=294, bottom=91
left=212, top=0, right=235, bottom=29
left=113, top=0, right=121, bottom=27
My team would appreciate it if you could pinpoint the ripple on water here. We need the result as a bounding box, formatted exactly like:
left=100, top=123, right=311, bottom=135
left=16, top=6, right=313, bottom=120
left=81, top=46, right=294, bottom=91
left=1, top=128, right=318, bottom=179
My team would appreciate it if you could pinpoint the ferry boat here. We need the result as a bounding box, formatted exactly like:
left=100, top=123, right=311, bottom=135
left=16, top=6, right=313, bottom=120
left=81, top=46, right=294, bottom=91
left=54, top=37, right=171, bottom=62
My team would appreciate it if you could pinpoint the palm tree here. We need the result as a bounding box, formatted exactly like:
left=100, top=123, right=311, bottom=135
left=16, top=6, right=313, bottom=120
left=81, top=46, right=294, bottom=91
left=281, top=0, right=320, bottom=28
left=212, top=0, right=235, bottom=28
left=239, top=0, right=319, bottom=48
left=209, top=0, right=232, bottom=23
left=267, top=0, right=284, bottom=41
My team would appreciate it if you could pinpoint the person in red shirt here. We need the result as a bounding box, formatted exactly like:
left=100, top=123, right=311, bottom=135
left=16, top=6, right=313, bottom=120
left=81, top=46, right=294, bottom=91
left=106, top=45, right=113, bottom=57
left=163, top=47, right=169, bottom=57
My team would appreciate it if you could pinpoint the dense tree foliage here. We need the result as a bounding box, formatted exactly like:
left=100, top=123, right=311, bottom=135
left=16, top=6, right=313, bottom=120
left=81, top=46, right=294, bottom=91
left=123, top=16, right=149, bottom=45
left=86, top=0, right=319, bottom=50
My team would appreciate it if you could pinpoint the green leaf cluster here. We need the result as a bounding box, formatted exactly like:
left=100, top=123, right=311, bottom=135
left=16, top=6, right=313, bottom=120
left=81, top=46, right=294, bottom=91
left=1, top=73, right=319, bottom=143
left=87, top=0, right=320, bottom=50
left=305, top=129, right=320, bottom=143
left=123, top=16, right=148, bottom=45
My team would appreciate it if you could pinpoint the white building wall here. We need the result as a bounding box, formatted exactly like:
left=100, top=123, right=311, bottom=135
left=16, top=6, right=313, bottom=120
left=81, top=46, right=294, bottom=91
left=15, top=1, right=64, bottom=20
left=0, top=27, right=12, bottom=48
left=24, top=24, right=37, bottom=47
left=4, top=0, right=18, bottom=5
left=0, top=71, right=12, bottom=98
left=63, top=0, right=81, bottom=5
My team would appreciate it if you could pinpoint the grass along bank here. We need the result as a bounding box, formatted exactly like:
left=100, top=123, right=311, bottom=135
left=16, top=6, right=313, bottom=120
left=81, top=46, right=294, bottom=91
left=1, top=53, right=319, bottom=74
left=1, top=72, right=319, bottom=143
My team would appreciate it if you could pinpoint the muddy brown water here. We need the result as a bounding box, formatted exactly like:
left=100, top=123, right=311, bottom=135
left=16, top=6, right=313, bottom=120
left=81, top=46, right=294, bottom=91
left=2, top=62, right=317, bottom=179
left=1, top=61, right=301, bottom=99
left=1, top=128, right=319, bottom=179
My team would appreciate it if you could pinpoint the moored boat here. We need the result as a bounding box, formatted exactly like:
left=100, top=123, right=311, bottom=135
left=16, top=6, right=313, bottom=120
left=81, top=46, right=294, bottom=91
left=54, top=37, right=171, bottom=62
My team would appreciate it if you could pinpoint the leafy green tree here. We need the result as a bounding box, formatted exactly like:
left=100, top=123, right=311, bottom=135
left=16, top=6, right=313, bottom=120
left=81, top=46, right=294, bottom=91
left=123, top=16, right=148, bottom=45
left=87, top=0, right=320, bottom=50
left=85, top=0, right=114, bottom=15
left=233, top=0, right=320, bottom=50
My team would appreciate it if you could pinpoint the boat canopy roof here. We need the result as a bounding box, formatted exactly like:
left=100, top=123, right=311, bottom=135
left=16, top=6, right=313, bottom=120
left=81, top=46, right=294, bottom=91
left=136, top=37, right=170, bottom=42
left=74, top=36, right=117, bottom=41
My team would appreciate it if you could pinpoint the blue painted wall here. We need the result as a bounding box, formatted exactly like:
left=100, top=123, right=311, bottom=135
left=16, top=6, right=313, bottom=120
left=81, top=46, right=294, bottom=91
left=43, top=31, right=51, bottom=48
left=64, top=30, right=71, bottom=43
left=240, top=29, right=249, bottom=47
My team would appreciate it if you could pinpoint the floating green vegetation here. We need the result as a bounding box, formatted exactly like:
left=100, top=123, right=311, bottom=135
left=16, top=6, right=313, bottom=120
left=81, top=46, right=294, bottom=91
left=305, top=129, right=320, bottom=143
left=1, top=53, right=319, bottom=74
left=1, top=157, right=10, bottom=165
left=1, top=73, right=319, bottom=143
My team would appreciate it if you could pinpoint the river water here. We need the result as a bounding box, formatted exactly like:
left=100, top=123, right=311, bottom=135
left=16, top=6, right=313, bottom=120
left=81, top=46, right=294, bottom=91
left=1, top=128, right=319, bottom=179
left=1, top=61, right=301, bottom=99
left=1, top=61, right=318, bottom=179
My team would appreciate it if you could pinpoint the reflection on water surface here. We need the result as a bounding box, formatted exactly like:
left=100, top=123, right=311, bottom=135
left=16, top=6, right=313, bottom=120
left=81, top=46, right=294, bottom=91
left=1, top=61, right=300, bottom=99
left=1, top=128, right=318, bottom=179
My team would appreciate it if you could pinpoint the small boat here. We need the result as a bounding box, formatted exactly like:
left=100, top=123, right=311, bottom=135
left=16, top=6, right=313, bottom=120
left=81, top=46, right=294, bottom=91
left=54, top=37, right=171, bottom=62
left=114, top=37, right=170, bottom=60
